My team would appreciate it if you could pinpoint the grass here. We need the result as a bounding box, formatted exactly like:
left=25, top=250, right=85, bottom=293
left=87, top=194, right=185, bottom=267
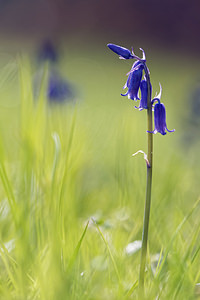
left=0, top=42, right=199, bottom=299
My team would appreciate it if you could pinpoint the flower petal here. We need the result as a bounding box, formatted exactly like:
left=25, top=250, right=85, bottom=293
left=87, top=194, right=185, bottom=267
left=147, top=130, right=157, bottom=134
left=166, top=128, right=175, bottom=133
left=121, top=92, right=128, bottom=96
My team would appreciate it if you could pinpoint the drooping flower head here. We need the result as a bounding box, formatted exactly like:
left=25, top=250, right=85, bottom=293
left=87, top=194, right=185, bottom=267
left=121, top=61, right=144, bottom=101
left=148, top=85, right=175, bottom=135
left=135, top=78, right=151, bottom=110
left=107, top=44, right=147, bottom=102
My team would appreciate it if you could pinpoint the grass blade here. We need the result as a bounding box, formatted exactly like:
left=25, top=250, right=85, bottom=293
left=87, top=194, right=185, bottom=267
left=67, top=221, right=89, bottom=271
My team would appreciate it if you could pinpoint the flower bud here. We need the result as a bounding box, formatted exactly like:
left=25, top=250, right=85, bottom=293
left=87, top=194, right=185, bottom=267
left=107, top=43, right=134, bottom=59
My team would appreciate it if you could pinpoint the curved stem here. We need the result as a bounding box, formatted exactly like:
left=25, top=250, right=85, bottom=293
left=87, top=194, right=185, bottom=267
left=138, top=63, right=153, bottom=297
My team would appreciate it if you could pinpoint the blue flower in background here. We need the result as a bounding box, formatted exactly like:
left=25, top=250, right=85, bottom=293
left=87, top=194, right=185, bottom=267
left=121, top=62, right=144, bottom=101
left=34, top=40, right=76, bottom=103
left=38, top=40, right=58, bottom=63
left=107, top=43, right=134, bottom=59
left=48, top=71, right=74, bottom=102
left=33, top=69, right=75, bottom=103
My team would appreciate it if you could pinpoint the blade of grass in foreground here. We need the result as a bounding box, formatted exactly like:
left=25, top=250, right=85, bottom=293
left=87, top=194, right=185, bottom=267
left=18, top=55, right=34, bottom=133
left=155, top=197, right=200, bottom=280
left=125, top=279, right=139, bottom=299
left=59, top=106, right=77, bottom=211
left=0, top=163, right=17, bottom=224
left=0, top=244, right=18, bottom=291
left=92, top=218, right=122, bottom=290
left=58, top=108, right=77, bottom=255
left=67, top=221, right=89, bottom=272
left=125, top=199, right=200, bottom=299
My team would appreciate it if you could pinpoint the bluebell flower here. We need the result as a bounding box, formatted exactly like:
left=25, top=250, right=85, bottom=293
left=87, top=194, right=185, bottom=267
left=121, top=62, right=144, bottom=101
left=135, top=79, right=151, bottom=110
left=147, top=84, right=175, bottom=135
left=148, top=99, right=175, bottom=135
left=48, top=71, right=74, bottom=102
left=33, top=69, right=74, bottom=103
left=107, top=43, right=134, bottom=59
left=38, top=40, right=57, bottom=63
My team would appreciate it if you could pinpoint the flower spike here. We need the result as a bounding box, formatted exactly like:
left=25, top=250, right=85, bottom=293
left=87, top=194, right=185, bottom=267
left=107, top=41, right=175, bottom=294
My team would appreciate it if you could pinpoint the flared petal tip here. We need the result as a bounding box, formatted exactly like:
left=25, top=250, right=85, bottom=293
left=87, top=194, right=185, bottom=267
left=166, top=128, right=175, bottom=133
left=121, top=92, right=128, bottom=97
left=128, top=94, right=138, bottom=101
left=147, top=130, right=157, bottom=134
left=135, top=105, right=144, bottom=111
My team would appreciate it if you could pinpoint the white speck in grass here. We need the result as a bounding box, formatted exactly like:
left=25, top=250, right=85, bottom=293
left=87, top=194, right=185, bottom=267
left=125, top=240, right=142, bottom=255
left=87, top=216, right=97, bottom=228
left=115, top=207, right=130, bottom=222
left=52, top=132, right=61, bottom=149
left=0, top=199, right=10, bottom=219
left=88, top=211, right=103, bottom=228
left=151, top=252, right=163, bottom=275
left=195, top=283, right=200, bottom=296
left=91, top=255, right=108, bottom=271
left=1, top=239, right=15, bottom=253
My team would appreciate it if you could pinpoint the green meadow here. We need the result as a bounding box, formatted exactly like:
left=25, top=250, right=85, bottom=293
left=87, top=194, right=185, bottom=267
left=0, top=42, right=199, bottom=299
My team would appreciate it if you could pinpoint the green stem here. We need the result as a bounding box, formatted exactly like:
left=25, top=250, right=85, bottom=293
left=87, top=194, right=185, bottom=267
left=138, top=64, right=153, bottom=297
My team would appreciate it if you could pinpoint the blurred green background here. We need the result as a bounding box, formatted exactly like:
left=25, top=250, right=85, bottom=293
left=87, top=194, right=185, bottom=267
left=0, top=1, right=199, bottom=299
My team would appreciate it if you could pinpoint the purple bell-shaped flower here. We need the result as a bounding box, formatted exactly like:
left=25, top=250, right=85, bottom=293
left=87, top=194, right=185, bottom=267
left=135, top=79, right=151, bottom=110
left=121, top=61, right=144, bottom=101
left=148, top=85, right=175, bottom=135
